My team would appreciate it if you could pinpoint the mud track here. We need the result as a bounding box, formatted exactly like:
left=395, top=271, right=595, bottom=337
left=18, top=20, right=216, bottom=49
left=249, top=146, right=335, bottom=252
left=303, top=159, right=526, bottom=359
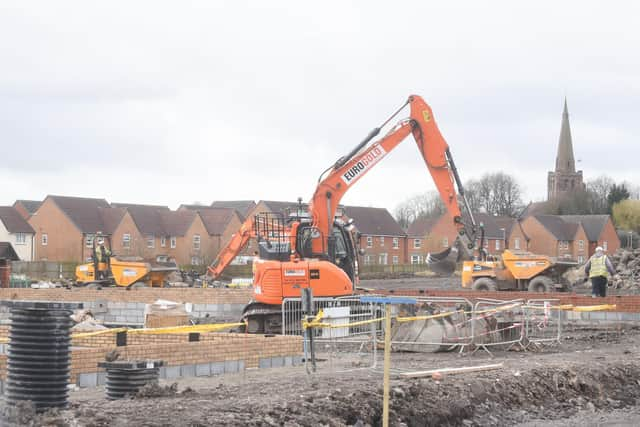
left=2, top=325, right=639, bottom=426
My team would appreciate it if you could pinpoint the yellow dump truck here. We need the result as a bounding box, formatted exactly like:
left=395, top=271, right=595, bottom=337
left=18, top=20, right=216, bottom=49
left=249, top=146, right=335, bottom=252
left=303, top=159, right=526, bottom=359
left=75, top=234, right=177, bottom=288
left=461, top=249, right=577, bottom=292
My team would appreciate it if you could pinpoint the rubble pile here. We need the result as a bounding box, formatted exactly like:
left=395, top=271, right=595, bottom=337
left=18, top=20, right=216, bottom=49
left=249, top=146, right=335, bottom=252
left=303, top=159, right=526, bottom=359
left=610, top=249, right=640, bottom=292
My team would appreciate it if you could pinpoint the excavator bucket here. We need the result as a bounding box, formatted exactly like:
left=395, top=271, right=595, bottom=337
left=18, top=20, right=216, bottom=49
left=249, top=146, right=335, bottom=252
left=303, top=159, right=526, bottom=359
left=426, top=246, right=458, bottom=276
left=390, top=303, right=465, bottom=353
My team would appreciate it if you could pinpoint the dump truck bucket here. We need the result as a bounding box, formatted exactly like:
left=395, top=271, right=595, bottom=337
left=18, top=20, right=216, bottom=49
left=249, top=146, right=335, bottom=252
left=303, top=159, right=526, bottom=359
left=426, top=246, right=458, bottom=276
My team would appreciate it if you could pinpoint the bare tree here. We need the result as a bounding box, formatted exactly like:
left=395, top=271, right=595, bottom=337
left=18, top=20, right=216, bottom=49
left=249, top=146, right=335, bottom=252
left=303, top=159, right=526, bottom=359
left=465, top=172, right=523, bottom=217
left=393, top=191, right=446, bottom=227
left=586, top=175, right=614, bottom=214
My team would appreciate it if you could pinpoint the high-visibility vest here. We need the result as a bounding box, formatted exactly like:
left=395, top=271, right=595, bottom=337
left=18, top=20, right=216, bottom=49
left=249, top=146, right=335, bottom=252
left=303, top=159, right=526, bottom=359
left=589, top=255, right=609, bottom=278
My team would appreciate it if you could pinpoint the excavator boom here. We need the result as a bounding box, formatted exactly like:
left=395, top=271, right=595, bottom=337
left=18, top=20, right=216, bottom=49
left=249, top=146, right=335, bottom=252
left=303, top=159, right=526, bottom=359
left=309, top=95, right=475, bottom=274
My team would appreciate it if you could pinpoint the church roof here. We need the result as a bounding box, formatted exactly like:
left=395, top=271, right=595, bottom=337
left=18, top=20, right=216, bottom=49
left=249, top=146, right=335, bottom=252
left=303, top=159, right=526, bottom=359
left=555, top=98, right=576, bottom=173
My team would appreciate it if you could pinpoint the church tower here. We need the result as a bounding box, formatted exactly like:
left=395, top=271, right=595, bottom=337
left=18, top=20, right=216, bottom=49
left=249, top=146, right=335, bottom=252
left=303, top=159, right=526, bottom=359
left=547, top=99, right=585, bottom=200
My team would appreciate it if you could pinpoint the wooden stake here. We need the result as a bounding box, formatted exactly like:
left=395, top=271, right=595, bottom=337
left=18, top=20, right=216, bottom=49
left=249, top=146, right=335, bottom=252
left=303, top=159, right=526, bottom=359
left=383, top=304, right=391, bottom=427
left=399, top=363, right=504, bottom=378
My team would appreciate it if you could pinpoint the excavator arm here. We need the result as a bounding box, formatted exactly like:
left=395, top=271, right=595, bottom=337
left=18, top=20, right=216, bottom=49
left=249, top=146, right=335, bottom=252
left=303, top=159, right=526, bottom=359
left=309, top=95, right=476, bottom=274
left=207, top=216, right=255, bottom=280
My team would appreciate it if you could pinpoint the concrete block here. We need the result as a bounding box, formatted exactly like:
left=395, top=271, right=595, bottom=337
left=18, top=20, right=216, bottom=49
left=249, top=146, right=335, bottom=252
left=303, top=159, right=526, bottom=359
left=581, top=312, right=591, bottom=321
left=115, top=316, right=127, bottom=323
left=0, top=379, right=3, bottom=394
left=111, top=302, right=126, bottom=309
left=292, top=356, right=303, bottom=366
left=196, top=363, right=211, bottom=377
left=93, top=299, right=108, bottom=313
left=621, top=313, right=640, bottom=321
left=126, top=302, right=138, bottom=310
left=271, top=357, right=284, bottom=368
left=211, top=362, right=225, bottom=375
left=284, top=356, right=293, bottom=367
left=238, top=360, right=245, bottom=372
left=566, top=311, right=580, bottom=321
left=193, top=304, right=207, bottom=312
left=126, top=315, right=142, bottom=324
left=158, top=367, right=167, bottom=379
left=205, top=304, right=220, bottom=312
left=78, top=373, right=97, bottom=388
left=181, top=364, right=196, bottom=378
left=109, top=309, right=122, bottom=316
left=136, top=303, right=146, bottom=310
left=223, top=304, right=232, bottom=312
left=224, top=360, right=239, bottom=373
left=259, top=358, right=271, bottom=369
left=605, top=312, right=621, bottom=321
left=104, top=314, right=117, bottom=323
left=209, top=361, right=224, bottom=375
left=97, top=372, right=107, bottom=386
left=165, top=366, right=181, bottom=379
left=590, top=312, right=606, bottom=321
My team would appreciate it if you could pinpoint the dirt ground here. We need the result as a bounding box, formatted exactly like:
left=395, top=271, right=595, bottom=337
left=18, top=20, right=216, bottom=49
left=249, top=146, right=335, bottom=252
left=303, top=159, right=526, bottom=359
left=3, top=323, right=640, bottom=427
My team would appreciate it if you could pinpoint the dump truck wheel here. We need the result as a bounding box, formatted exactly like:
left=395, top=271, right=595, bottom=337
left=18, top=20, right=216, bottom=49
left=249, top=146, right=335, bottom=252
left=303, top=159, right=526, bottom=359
left=472, top=277, right=497, bottom=291
left=528, top=276, right=553, bottom=293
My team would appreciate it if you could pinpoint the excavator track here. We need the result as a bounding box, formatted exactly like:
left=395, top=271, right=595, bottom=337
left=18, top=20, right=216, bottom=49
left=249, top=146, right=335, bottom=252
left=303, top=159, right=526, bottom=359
left=241, top=302, right=291, bottom=335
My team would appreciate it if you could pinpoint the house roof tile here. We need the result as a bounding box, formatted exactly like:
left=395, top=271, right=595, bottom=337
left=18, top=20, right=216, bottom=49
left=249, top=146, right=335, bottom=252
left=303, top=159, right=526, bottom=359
left=160, top=210, right=197, bottom=237
left=406, top=217, right=438, bottom=237
left=534, top=215, right=578, bottom=240
left=0, top=207, right=35, bottom=234
left=559, top=215, right=610, bottom=242
left=14, top=200, right=42, bottom=215
left=211, top=200, right=256, bottom=219
left=198, top=208, right=237, bottom=236
left=344, top=206, right=405, bottom=236
left=48, top=195, right=111, bottom=234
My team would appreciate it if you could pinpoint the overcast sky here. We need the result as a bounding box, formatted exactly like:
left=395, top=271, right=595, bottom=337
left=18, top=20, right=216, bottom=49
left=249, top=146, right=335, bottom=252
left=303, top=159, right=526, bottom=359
left=1, top=1, right=638, bottom=213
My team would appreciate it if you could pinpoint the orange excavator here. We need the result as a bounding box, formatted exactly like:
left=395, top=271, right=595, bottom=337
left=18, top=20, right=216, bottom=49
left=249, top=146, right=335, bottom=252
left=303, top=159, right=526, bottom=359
left=208, top=95, right=477, bottom=333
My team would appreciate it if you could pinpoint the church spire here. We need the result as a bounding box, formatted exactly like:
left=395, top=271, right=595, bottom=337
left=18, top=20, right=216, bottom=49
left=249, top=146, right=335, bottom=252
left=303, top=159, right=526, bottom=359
left=555, top=98, right=576, bottom=173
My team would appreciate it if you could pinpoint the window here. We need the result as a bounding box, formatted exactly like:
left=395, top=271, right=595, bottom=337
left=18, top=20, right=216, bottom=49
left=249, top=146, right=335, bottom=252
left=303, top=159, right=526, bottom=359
left=15, top=233, right=26, bottom=245
left=146, top=235, right=155, bottom=249
left=392, top=255, right=399, bottom=264
left=170, top=236, right=177, bottom=249
left=578, top=256, right=584, bottom=264
left=364, top=254, right=374, bottom=265
left=495, top=240, right=500, bottom=251
left=578, top=240, right=584, bottom=251
left=161, top=236, right=166, bottom=247
left=380, top=237, right=385, bottom=246
left=413, top=239, right=421, bottom=249
left=442, top=237, right=449, bottom=248
left=122, top=234, right=131, bottom=248
left=85, top=234, right=94, bottom=248
left=411, top=254, right=422, bottom=264
left=191, top=256, right=200, bottom=265
left=603, top=241, right=608, bottom=251
left=366, top=236, right=373, bottom=248
left=378, top=253, right=388, bottom=265
left=558, top=240, right=569, bottom=250
left=514, top=238, right=520, bottom=250
left=193, top=234, right=201, bottom=250
left=392, top=238, right=399, bottom=249
left=42, top=234, right=48, bottom=246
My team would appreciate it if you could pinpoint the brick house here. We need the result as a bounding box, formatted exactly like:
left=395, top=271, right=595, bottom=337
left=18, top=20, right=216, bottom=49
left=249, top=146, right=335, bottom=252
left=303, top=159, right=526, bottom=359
left=0, top=206, right=36, bottom=261
left=406, top=217, right=438, bottom=264
left=198, top=208, right=244, bottom=263
left=29, top=195, right=124, bottom=262
left=520, top=214, right=619, bottom=263
left=343, top=206, right=406, bottom=265
left=559, top=215, right=620, bottom=258
left=520, top=215, right=585, bottom=261
left=418, top=213, right=529, bottom=258
left=13, top=200, right=42, bottom=220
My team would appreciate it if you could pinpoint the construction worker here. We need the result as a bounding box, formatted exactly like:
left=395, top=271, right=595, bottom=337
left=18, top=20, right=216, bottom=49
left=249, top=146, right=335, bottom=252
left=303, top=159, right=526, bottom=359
left=584, top=246, right=615, bottom=298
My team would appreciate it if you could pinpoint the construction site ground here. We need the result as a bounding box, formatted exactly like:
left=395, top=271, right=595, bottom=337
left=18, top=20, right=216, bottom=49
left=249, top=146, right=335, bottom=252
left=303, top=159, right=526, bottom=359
left=2, top=322, right=639, bottom=426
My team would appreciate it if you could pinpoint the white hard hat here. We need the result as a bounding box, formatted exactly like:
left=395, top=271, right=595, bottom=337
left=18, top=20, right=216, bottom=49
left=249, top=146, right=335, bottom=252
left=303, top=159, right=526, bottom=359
left=595, top=246, right=603, bottom=252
